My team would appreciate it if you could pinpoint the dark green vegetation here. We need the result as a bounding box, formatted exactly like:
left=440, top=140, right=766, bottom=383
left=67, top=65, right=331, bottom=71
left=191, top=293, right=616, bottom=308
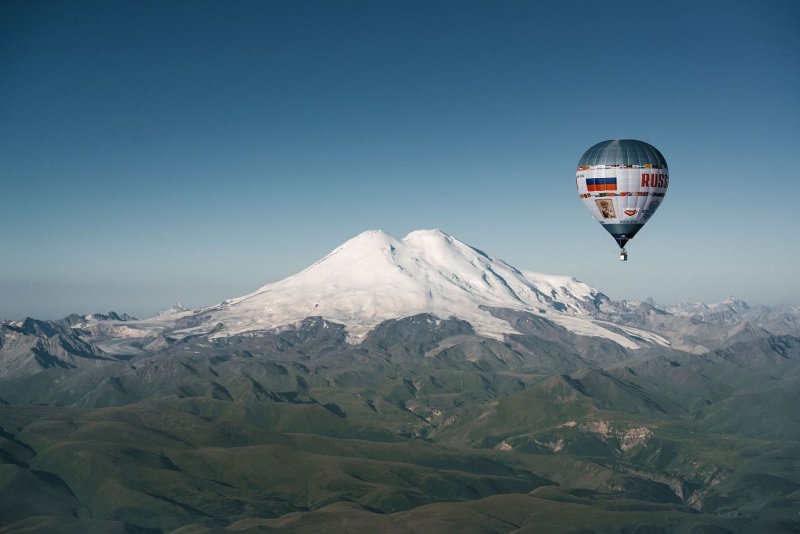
left=1, top=313, right=799, bottom=532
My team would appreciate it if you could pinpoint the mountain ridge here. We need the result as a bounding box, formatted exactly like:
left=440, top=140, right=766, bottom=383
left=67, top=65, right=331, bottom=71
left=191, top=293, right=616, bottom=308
left=2, top=229, right=799, bottom=377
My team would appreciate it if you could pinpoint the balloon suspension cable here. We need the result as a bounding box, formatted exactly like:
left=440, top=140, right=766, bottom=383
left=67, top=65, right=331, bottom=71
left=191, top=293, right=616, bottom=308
left=619, top=248, right=628, bottom=262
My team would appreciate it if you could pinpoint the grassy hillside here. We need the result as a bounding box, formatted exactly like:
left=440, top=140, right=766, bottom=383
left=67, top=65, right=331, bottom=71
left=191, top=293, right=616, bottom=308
left=1, top=324, right=799, bottom=532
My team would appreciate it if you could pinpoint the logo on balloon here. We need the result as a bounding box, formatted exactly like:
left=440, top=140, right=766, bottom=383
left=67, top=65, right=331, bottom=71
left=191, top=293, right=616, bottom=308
left=641, top=173, right=669, bottom=188
left=594, top=199, right=616, bottom=219
left=641, top=200, right=661, bottom=219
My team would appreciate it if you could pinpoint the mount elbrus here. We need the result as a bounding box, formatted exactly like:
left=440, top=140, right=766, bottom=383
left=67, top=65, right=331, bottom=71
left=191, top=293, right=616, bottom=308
left=55, top=229, right=668, bottom=352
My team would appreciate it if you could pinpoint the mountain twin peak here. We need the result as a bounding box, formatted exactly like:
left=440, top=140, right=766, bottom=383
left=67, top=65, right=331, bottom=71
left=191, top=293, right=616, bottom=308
left=144, top=229, right=651, bottom=347
left=3, top=230, right=699, bottom=351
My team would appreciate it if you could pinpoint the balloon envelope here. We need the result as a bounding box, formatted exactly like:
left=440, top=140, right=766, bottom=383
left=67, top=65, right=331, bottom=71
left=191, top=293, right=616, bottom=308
left=575, top=139, right=668, bottom=249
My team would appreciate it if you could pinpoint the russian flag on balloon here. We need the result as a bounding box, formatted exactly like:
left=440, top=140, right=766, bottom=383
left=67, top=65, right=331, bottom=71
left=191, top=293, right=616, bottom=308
left=586, top=177, right=617, bottom=192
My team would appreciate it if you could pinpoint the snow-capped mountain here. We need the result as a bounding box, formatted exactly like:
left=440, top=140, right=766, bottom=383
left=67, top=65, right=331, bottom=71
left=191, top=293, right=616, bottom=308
left=200, top=229, right=603, bottom=338
left=666, top=297, right=751, bottom=323
left=5, top=229, right=800, bottom=378
left=117, top=229, right=665, bottom=349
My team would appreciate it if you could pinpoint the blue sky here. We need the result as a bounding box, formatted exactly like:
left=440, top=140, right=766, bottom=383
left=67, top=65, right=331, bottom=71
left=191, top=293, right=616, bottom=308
left=1, top=0, right=798, bottom=319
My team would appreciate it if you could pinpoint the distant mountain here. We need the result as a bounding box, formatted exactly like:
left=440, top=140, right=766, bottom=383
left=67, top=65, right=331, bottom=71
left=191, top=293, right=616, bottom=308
left=0, top=317, right=113, bottom=378
left=667, top=296, right=751, bottom=322
left=599, top=296, right=800, bottom=354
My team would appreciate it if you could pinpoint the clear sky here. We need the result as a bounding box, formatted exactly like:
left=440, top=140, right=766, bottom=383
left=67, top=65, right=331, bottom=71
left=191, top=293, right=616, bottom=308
left=1, top=0, right=799, bottom=319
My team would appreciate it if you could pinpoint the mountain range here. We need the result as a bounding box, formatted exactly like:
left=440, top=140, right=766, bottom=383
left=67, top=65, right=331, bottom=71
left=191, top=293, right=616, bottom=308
left=1, top=229, right=798, bottom=533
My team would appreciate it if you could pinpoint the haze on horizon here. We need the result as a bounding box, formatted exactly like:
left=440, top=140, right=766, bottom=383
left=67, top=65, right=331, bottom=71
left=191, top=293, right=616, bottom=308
left=1, top=0, right=799, bottom=320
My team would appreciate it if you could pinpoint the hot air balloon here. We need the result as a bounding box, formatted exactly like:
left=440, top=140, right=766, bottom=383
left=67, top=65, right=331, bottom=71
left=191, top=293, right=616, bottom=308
left=575, top=139, right=668, bottom=261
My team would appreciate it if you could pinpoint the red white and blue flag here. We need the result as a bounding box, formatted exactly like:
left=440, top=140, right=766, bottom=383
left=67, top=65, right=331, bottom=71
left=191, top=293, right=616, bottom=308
left=586, top=177, right=617, bottom=192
